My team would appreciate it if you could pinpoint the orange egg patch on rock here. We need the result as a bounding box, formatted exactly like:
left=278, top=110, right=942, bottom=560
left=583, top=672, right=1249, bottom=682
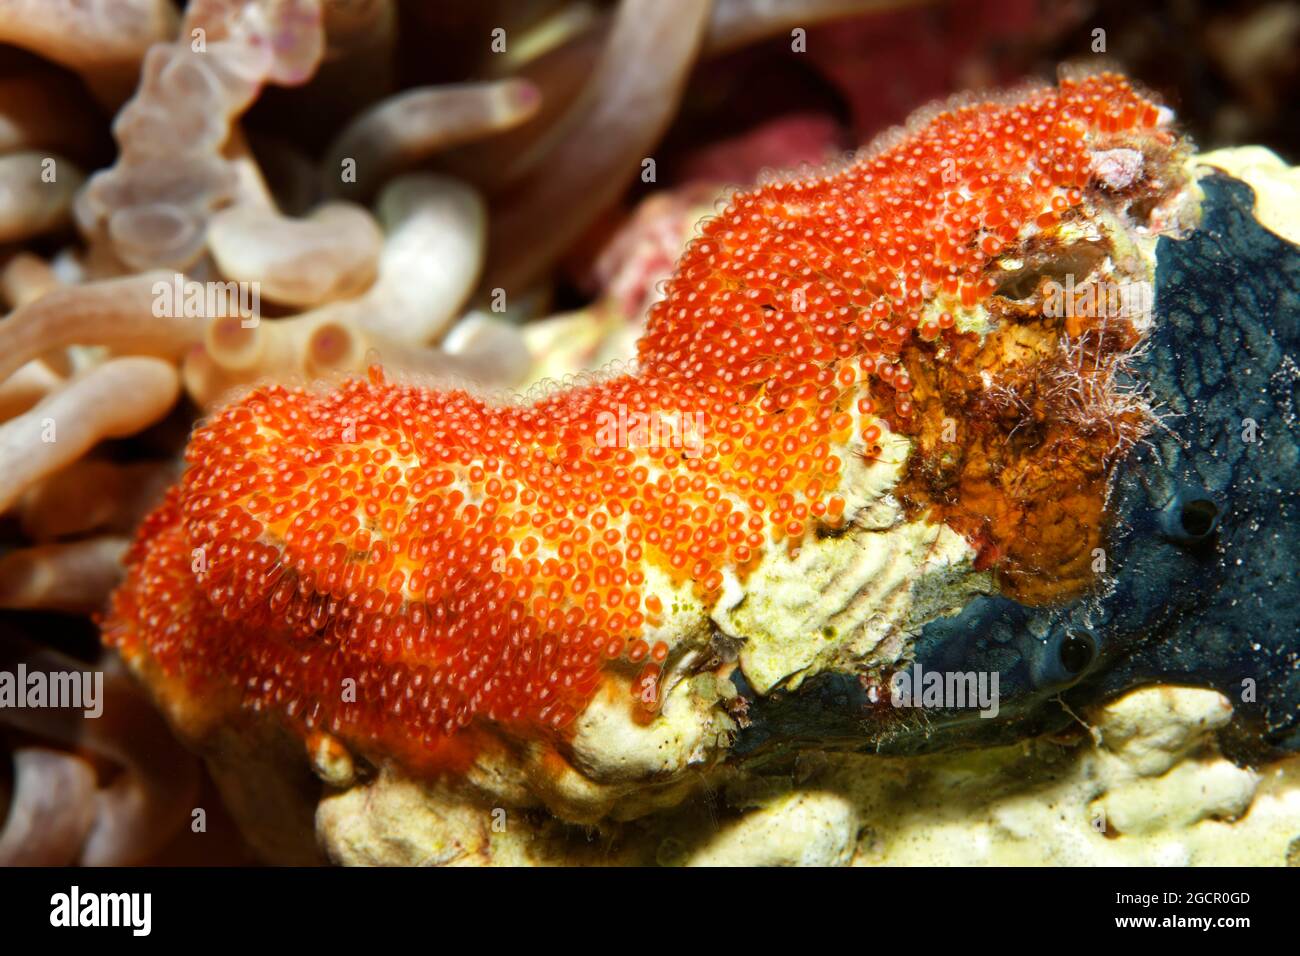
left=104, top=72, right=1189, bottom=775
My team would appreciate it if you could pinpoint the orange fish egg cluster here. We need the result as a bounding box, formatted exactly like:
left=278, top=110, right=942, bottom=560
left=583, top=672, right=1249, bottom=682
left=105, top=73, right=1167, bottom=770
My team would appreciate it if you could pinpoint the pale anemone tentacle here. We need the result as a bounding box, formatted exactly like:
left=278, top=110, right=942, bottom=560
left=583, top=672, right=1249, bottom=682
left=0, top=748, right=98, bottom=866
left=352, top=173, right=489, bottom=345
left=0, top=361, right=64, bottom=422
left=19, top=459, right=176, bottom=541
left=0, top=253, right=62, bottom=310
left=0, top=273, right=206, bottom=384
left=207, top=201, right=384, bottom=308
left=0, top=639, right=200, bottom=865
left=0, top=357, right=180, bottom=513
left=181, top=170, right=516, bottom=407
left=0, top=0, right=179, bottom=106
left=0, top=537, right=131, bottom=613
left=703, top=0, right=929, bottom=55
left=0, top=152, right=86, bottom=243
left=75, top=0, right=327, bottom=271
left=483, top=0, right=713, bottom=294
left=321, top=79, right=542, bottom=201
